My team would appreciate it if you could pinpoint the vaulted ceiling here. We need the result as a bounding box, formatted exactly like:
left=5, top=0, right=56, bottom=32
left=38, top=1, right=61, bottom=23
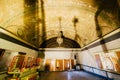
left=0, top=0, right=120, bottom=48
left=40, top=0, right=120, bottom=48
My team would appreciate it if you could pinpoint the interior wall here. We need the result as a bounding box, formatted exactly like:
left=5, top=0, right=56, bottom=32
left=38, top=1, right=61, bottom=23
left=78, top=50, right=97, bottom=67
left=0, top=38, right=38, bottom=79
left=45, top=50, right=74, bottom=59
left=43, top=49, right=77, bottom=71
left=78, top=28, right=120, bottom=68
left=0, top=38, right=38, bottom=58
left=76, top=28, right=120, bottom=79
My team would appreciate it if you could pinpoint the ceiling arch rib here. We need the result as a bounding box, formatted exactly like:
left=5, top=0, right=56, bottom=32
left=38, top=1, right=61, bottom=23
left=39, top=37, right=80, bottom=48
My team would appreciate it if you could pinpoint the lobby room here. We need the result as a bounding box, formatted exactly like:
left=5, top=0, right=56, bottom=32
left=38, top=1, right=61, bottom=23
left=0, top=0, right=120, bottom=80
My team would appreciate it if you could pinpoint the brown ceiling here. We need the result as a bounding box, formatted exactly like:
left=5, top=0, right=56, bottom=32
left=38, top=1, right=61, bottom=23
left=40, top=0, right=120, bottom=48
left=0, top=0, right=120, bottom=48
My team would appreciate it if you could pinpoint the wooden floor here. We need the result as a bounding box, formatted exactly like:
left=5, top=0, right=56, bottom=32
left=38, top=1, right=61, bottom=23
left=39, top=71, right=105, bottom=80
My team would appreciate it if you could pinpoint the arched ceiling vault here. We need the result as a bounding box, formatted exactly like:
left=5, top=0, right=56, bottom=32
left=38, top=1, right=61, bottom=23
left=40, top=0, right=120, bottom=48
left=0, top=0, right=120, bottom=48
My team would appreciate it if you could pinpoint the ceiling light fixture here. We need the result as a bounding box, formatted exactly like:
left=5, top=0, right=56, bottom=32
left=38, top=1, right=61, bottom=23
left=56, top=17, right=63, bottom=47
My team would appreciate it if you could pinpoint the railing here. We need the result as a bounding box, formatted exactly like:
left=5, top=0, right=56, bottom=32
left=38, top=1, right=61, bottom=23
left=79, top=64, right=120, bottom=80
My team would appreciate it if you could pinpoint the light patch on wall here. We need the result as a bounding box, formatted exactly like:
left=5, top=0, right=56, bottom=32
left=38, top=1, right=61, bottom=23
left=45, top=50, right=73, bottom=59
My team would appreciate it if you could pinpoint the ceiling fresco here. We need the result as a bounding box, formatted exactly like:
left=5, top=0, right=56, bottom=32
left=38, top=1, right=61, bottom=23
left=0, top=0, right=120, bottom=48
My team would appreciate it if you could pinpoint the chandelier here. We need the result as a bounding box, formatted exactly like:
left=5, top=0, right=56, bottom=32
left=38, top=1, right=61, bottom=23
left=56, top=17, right=63, bottom=47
